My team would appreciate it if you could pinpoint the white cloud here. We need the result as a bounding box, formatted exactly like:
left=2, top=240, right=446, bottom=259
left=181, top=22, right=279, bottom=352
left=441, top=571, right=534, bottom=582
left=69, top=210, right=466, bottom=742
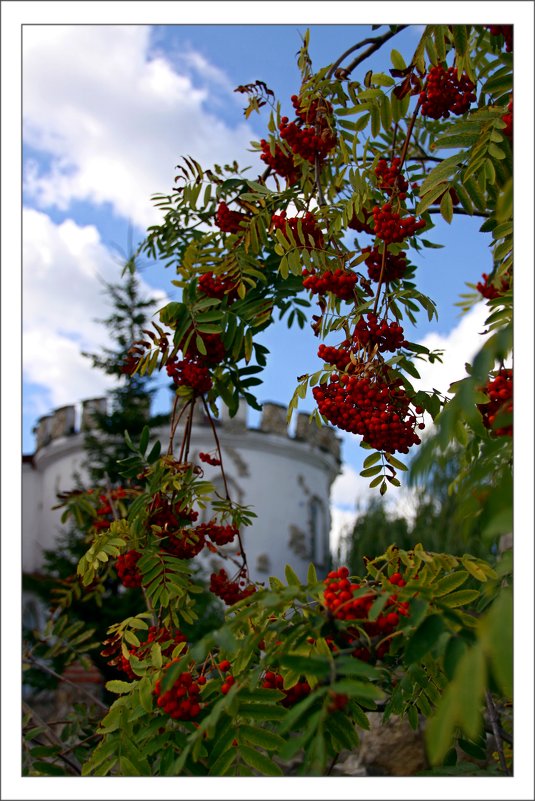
left=23, top=26, right=256, bottom=229
left=23, top=207, right=166, bottom=413
left=413, top=301, right=492, bottom=397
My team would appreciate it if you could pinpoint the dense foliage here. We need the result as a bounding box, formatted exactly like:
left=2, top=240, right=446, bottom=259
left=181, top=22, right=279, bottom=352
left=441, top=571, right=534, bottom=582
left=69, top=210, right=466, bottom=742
left=23, top=24, right=513, bottom=778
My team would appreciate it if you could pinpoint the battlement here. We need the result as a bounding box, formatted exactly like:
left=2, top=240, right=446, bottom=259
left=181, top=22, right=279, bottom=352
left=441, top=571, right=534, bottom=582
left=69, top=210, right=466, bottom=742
left=32, top=397, right=341, bottom=461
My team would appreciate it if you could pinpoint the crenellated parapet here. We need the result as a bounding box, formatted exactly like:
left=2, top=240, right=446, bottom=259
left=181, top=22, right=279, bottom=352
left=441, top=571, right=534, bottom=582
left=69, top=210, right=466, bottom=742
left=30, top=396, right=341, bottom=463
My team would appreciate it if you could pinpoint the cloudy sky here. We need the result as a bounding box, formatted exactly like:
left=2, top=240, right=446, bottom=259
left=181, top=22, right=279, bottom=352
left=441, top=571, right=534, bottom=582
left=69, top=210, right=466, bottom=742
left=14, top=11, right=531, bottom=547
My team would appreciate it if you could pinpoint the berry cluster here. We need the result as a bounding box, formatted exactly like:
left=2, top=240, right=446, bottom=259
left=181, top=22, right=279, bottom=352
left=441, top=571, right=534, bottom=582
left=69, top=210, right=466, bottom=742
left=220, top=666, right=235, bottom=694
left=318, top=343, right=352, bottom=371
left=302, top=266, right=358, bottom=300
left=347, top=207, right=375, bottom=234
left=93, top=487, right=128, bottom=531
left=179, top=329, right=226, bottom=366
left=478, top=368, right=513, bottom=437
left=215, top=202, right=247, bottom=234
left=259, top=140, right=300, bottom=184
left=271, top=211, right=324, bottom=249
left=420, top=65, right=477, bottom=119
left=488, top=25, right=513, bottom=52
left=323, top=566, right=410, bottom=661
left=313, top=372, right=424, bottom=454
left=149, top=496, right=199, bottom=530
left=198, top=271, right=238, bottom=301
left=115, top=549, right=142, bottom=588
left=199, top=451, right=222, bottom=467
left=164, top=528, right=206, bottom=559
left=154, top=668, right=203, bottom=721
left=502, top=97, right=513, bottom=140
left=103, top=625, right=188, bottom=679
left=291, top=93, right=332, bottom=125
left=262, top=671, right=311, bottom=707
left=372, top=203, right=426, bottom=244
left=279, top=116, right=337, bottom=165
left=209, top=568, right=256, bottom=605
left=149, top=498, right=206, bottom=559
left=196, top=520, right=238, bottom=547
left=363, top=246, right=408, bottom=283
left=375, top=158, right=409, bottom=200
left=353, top=313, right=407, bottom=353
left=166, top=358, right=213, bottom=395
left=476, top=271, right=511, bottom=300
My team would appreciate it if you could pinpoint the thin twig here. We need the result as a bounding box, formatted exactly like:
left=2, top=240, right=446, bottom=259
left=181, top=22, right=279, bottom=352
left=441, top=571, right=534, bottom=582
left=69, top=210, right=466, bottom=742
left=22, top=702, right=82, bottom=775
left=201, top=396, right=249, bottom=573
left=327, top=26, right=409, bottom=80
left=23, top=655, right=107, bottom=711
left=485, top=691, right=511, bottom=776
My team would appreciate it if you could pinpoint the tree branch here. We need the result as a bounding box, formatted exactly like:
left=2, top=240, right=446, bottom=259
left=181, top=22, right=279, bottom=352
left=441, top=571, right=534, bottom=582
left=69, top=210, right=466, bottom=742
left=485, top=691, right=511, bottom=776
left=22, top=702, right=82, bottom=775
left=328, top=26, right=409, bottom=80
left=23, top=654, right=107, bottom=711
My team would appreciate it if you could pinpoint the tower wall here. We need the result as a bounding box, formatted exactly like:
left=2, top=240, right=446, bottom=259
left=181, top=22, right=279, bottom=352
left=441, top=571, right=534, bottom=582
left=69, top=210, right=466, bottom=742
left=23, top=398, right=341, bottom=582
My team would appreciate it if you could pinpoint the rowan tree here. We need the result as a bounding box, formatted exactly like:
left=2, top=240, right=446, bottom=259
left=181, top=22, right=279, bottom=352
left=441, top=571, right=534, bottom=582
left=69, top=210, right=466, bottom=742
left=24, top=24, right=513, bottom=778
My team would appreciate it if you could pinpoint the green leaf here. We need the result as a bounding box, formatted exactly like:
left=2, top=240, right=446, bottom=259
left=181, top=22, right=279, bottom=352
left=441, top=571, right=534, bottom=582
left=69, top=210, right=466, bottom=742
left=139, top=425, right=149, bottom=456
left=405, top=614, right=447, bottom=664
left=33, top=761, right=67, bottom=776
left=284, top=564, right=301, bottom=586
left=105, top=680, right=133, bottom=694
left=390, top=49, right=407, bottom=70
left=440, top=189, right=453, bottom=223
left=360, top=465, right=382, bottom=478
left=279, top=655, right=330, bottom=677
left=461, top=558, right=488, bottom=582
left=440, top=589, right=480, bottom=608
left=419, top=154, right=464, bottom=196
left=433, top=571, right=469, bottom=596
left=239, top=725, right=286, bottom=751
left=477, top=589, right=512, bottom=696
left=240, top=743, right=283, bottom=776
left=452, top=25, right=468, bottom=57
left=363, top=451, right=381, bottom=469
left=208, top=744, right=236, bottom=776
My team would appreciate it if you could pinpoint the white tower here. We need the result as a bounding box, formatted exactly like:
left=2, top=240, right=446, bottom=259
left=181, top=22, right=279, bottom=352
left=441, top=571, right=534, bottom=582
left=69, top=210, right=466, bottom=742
left=23, top=398, right=341, bottom=583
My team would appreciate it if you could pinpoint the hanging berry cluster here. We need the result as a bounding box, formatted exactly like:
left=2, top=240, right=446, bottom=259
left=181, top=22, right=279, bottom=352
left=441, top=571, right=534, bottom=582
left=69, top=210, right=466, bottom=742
left=476, top=271, right=511, bottom=300
left=165, top=328, right=226, bottom=396
left=352, top=313, right=407, bottom=353
left=92, top=487, right=128, bottom=531
left=102, top=625, right=188, bottom=679
left=420, top=65, right=476, bottom=119
left=488, top=25, right=513, bottom=52
left=322, top=566, right=410, bottom=662
left=115, top=549, right=142, bottom=588
left=375, top=158, right=409, bottom=199
left=478, top=368, right=513, bottom=437
left=362, top=246, right=408, bottom=283
left=198, top=271, right=238, bottom=301
left=259, top=141, right=300, bottom=184
left=154, top=668, right=204, bottom=721
left=313, top=370, right=424, bottom=454
left=166, top=358, right=213, bottom=395
left=372, top=203, right=426, bottom=244
left=209, top=567, right=256, bottom=605
left=262, top=671, right=311, bottom=707
left=302, top=266, right=358, bottom=301
left=271, top=211, right=324, bottom=249
left=215, top=202, right=248, bottom=234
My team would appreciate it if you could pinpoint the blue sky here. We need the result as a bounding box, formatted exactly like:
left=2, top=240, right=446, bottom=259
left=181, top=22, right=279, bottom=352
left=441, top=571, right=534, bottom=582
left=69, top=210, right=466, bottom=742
left=19, top=18, right=522, bottom=534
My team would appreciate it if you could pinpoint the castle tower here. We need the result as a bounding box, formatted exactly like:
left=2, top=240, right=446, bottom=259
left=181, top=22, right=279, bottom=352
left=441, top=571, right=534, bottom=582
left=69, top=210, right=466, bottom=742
left=22, top=397, right=341, bottom=583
